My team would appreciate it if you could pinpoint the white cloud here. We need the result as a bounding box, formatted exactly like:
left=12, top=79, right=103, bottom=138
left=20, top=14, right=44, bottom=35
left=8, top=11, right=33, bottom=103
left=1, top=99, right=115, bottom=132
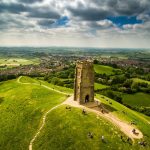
left=0, top=0, right=150, bottom=48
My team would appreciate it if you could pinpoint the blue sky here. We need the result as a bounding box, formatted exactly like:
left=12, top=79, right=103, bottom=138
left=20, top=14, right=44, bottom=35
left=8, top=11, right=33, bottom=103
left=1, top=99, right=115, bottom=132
left=0, top=0, right=150, bottom=48
left=107, top=16, right=143, bottom=27
left=55, top=16, right=69, bottom=27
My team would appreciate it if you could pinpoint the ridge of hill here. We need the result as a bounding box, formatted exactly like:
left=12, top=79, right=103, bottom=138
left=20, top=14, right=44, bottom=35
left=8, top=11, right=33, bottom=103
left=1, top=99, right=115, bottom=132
left=0, top=76, right=150, bottom=150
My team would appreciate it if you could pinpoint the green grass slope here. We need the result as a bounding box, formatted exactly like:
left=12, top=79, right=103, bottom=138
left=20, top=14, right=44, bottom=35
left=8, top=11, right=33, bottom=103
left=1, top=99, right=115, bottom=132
left=0, top=78, right=67, bottom=150
left=94, top=64, right=120, bottom=75
left=122, top=92, right=150, bottom=107
left=20, top=76, right=40, bottom=84
left=94, top=64, right=114, bottom=75
left=96, top=94, right=150, bottom=147
left=34, top=105, right=136, bottom=150
left=39, top=80, right=73, bottom=94
left=94, top=83, right=109, bottom=90
left=132, top=78, right=150, bottom=85
left=20, top=76, right=73, bottom=94
left=1, top=76, right=150, bottom=150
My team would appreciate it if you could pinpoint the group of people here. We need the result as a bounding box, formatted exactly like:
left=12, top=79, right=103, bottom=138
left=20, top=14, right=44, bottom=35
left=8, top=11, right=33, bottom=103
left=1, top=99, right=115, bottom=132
left=66, top=106, right=71, bottom=111
left=66, top=107, right=87, bottom=115
left=138, top=141, right=147, bottom=146
left=120, top=135, right=132, bottom=145
left=103, top=97, right=112, bottom=105
left=87, top=132, right=106, bottom=143
left=66, top=106, right=147, bottom=147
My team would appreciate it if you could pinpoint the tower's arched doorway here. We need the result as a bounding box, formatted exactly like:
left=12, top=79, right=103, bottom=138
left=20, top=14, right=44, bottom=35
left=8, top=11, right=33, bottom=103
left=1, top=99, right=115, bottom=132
left=85, top=95, right=89, bottom=103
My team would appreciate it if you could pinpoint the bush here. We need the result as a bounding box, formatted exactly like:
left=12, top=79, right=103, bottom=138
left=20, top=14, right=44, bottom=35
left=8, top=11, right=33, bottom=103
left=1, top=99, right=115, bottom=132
left=99, top=90, right=122, bottom=104
left=123, top=79, right=133, bottom=88
left=51, top=77, right=60, bottom=85
left=93, top=59, right=99, bottom=64
left=0, top=74, right=17, bottom=82
left=123, top=104, right=150, bottom=116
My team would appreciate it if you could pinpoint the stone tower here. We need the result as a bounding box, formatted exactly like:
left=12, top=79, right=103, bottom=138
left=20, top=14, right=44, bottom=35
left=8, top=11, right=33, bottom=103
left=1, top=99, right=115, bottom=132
left=74, top=60, right=94, bottom=104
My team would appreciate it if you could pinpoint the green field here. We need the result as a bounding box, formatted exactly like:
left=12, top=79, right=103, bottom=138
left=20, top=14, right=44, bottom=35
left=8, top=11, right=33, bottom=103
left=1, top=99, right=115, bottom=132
left=122, top=93, right=150, bottom=107
left=0, top=58, right=39, bottom=68
left=0, top=77, right=67, bottom=150
left=94, top=64, right=120, bottom=75
left=34, top=105, right=135, bottom=150
left=94, top=83, right=109, bottom=90
left=132, top=78, right=150, bottom=85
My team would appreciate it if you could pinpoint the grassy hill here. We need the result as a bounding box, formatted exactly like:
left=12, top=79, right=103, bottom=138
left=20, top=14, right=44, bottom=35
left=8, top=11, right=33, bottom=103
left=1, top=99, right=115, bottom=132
left=94, top=64, right=114, bottom=75
left=94, top=64, right=120, bottom=75
left=0, top=76, right=150, bottom=150
left=122, top=93, right=150, bottom=107
left=20, top=76, right=40, bottom=84
left=94, top=83, right=109, bottom=90
left=96, top=94, right=150, bottom=147
left=132, top=78, right=150, bottom=85
left=0, top=77, right=68, bottom=150
left=20, top=76, right=73, bottom=94
left=34, top=105, right=135, bottom=150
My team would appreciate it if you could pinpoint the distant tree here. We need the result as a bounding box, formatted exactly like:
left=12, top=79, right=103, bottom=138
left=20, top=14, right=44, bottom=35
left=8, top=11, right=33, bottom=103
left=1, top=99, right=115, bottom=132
left=111, top=75, right=126, bottom=84
left=131, top=82, right=139, bottom=93
left=123, top=79, right=133, bottom=88
left=135, top=68, right=144, bottom=75
left=93, top=59, right=99, bottom=64
left=51, top=77, right=59, bottom=85
left=147, top=74, right=150, bottom=81
left=125, top=72, right=131, bottom=78
left=111, top=63, right=118, bottom=68
left=68, top=72, right=74, bottom=78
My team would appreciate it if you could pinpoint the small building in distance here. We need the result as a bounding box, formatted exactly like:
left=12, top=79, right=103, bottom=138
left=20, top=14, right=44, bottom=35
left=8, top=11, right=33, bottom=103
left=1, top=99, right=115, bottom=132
left=74, top=60, right=94, bottom=104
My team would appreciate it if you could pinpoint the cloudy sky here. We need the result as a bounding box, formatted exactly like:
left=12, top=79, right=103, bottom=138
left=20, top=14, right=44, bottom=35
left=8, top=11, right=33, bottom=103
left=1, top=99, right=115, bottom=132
left=0, top=0, right=150, bottom=48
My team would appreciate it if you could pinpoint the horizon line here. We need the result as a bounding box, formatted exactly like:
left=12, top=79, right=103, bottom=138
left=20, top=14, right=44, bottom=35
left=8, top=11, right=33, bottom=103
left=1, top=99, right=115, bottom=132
left=0, top=46, right=150, bottom=50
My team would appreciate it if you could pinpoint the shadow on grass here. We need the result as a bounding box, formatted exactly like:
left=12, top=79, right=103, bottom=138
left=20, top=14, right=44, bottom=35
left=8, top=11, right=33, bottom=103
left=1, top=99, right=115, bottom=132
left=101, top=103, right=117, bottom=112
left=82, top=101, right=117, bottom=114
left=0, top=97, right=4, bottom=104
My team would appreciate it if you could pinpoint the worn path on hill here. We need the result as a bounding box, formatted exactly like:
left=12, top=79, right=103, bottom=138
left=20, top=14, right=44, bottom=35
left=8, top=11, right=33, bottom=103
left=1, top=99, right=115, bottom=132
left=17, top=76, right=70, bottom=150
left=17, top=76, right=69, bottom=95
left=28, top=103, right=64, bottom=150
left=16, top=76, right=144, bottom=150
left=64, top=96, right=143, bottom=140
